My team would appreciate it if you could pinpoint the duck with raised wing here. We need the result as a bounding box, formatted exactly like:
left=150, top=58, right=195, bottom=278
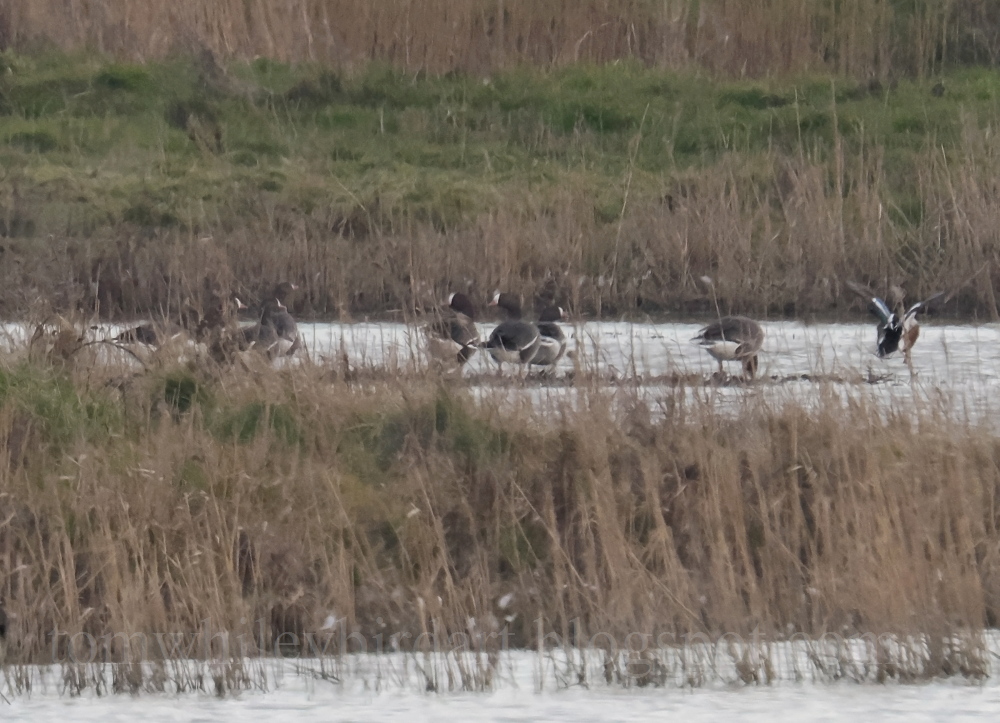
left=846, top=281, right=944, bottom=363
left=530, top=305, right=568, bottom=370
left=425, top=292, right=480, bottom=367
left=484, top=292, right=541, bottom=369
left=692, top=315, right=764, bottom=380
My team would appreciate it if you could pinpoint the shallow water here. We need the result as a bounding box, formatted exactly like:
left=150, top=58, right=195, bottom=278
left=9, top=320, right=1000, bottom=420
left=3, top=647, right=999, bottom=722
left=283, top=320, right=1000, bottom=421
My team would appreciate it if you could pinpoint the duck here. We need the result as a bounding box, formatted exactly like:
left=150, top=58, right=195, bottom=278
left=425, top=292, right=480, bottom=366
left=484, top=292, right=541, bottom=369
left=530, top=305, right=568, bottom=370
left=846, top=281, right=944, bottom=363
left=692, top=315, right=764, bottom=380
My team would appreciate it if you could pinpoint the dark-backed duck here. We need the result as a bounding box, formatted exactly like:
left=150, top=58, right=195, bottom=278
left=530, top=305, right=568, bottom=369
left=692, top=315, right=764, bottom=379
left=846, top=281, right=944, bottom=362
left=484, top=292, right=540, bottom=368
left=425, top=292, right=480, bottom=366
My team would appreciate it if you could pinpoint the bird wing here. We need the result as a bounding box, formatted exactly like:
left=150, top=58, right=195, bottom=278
left=904, top=291, right=946, bottom=320
left=845, top=280, right=894, bottom=325
left=489, top=322, right=538, bottom=351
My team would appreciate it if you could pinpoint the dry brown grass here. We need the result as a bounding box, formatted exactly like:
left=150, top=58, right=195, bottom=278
left=0, top=0, right=995, bottom=78
left=0, top=343, right=997, bottom=678
left=12, top=139, right=1000, bottom=323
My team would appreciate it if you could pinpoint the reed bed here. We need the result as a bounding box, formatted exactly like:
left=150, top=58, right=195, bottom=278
left=0, top=0, right=997, bottom=79
left=0, top=331, right=997, bottom=688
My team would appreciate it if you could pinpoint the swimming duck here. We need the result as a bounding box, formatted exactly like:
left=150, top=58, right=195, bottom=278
left=692, top=316, right=764, bottom=379
left=530, top=305, right=568, bottom=370
left=846, top=281, right=944, bottom=362
left=425, top=292, right=480, bottom=366
left=484, top=292, right=541, bottom=369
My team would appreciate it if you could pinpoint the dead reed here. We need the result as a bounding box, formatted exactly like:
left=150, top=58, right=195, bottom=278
left=0, top=0, right=996, bottom=79
left=0, top=341, right=998, bottom=681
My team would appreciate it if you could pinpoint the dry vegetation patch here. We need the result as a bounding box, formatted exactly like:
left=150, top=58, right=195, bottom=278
left=0, top=351, right=997, bottom=682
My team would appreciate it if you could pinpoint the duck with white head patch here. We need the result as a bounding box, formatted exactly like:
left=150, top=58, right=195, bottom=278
left=484, top=292, right=541, bottom=370
left=692, top=315, right=764, bottom=380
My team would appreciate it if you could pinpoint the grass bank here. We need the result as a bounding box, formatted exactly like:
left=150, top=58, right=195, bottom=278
left=0, top=53, right=999, bottom=320
left=0, top=349, right=997, bottom=677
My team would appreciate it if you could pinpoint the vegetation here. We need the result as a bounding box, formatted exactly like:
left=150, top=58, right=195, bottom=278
left=0, top=343, right=997, bottom=682
left=0, top=52, right=998, bottom=319
left=3, top=1, right=1000, bottom=693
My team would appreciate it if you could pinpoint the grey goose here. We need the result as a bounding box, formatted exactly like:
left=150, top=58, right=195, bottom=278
left=692, top=315, right=764, bottom=380
left=425, top=292, right=480, bottom=366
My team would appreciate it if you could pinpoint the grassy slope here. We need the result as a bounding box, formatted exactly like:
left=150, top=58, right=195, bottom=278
left=0, top=55, right=981, bottom=230
left=0, top=52, right=999, bottom=317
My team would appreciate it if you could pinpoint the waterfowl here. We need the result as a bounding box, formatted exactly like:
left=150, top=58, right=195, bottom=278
left=198, top=286, right=242, bottom=333
left=484, top=292, right=541, bottom=369
left=238, top=298, right=282, bottom=355
left=269, top=299, right=300, bottom=356
left=692, top=316, right=764, bottom=379
left=115, top=320, right=187, bottom=347
left=425, top=292, right=480, bottom=366
left=115, top=323, right=162, bottom=346
left=530, top=305, right=568, bottom=370
left=846, top=281, right=944, bottom=362
left=272, top=281, right=299, bottom=305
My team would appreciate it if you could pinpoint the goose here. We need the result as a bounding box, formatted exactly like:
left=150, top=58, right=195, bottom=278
left=484, top=292, right=541, bottom=369
left=530, top=305, right=568, bottom=370
left=425, top=292, right=480, bottom=366
left=115, top=322, right=165, bottom=346
left=238, top=298, right=282, bottom=355
left=692, top=315, right=764, bottom=379
left=115, top=317, right=196, bottom=347
left=269, top=299, right=300, bottom=356
left=846, top=281, right=944, bottom=362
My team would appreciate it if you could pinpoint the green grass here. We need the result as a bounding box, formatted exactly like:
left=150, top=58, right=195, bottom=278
left=0, top=51, right=994, bottom=238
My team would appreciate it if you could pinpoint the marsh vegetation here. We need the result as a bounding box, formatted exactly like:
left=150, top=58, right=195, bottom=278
left=3, top=1, right=1000, bottom=698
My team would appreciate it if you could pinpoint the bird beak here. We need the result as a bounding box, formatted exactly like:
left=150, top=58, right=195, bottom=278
left=235, top=297, right=248, bottom=311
